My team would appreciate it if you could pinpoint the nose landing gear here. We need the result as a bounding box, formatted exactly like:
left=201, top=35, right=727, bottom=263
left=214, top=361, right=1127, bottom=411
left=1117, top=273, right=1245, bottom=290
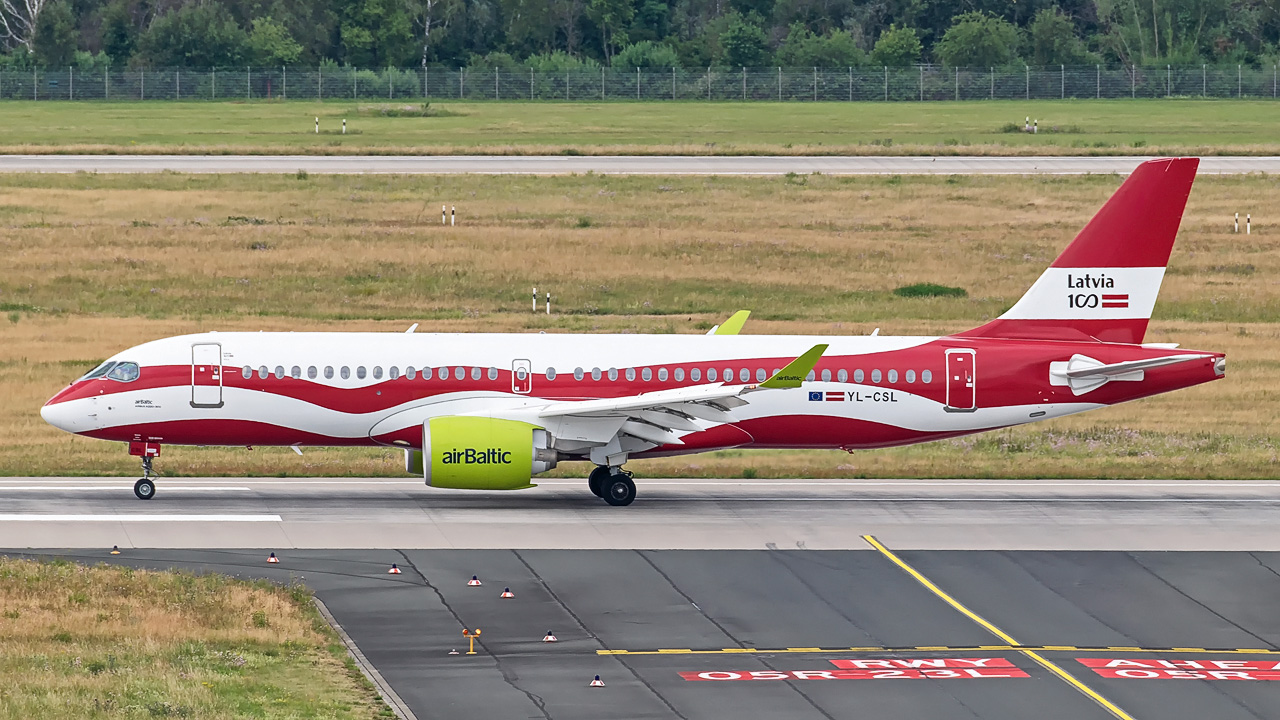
left=589, top=465, right=636, bottom=506
left=134, top=455, right=156, bottom=500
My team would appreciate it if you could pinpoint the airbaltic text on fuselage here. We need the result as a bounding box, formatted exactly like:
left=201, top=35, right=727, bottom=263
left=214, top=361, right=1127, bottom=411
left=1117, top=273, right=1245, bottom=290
left=440, top=448, right=513, bottom=465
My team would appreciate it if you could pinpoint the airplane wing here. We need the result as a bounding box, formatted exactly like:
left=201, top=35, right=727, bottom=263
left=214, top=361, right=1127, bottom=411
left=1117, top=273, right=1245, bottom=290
left=538, top=344, right=827, bottom=449
left=706, top=310, right=751, bottom=336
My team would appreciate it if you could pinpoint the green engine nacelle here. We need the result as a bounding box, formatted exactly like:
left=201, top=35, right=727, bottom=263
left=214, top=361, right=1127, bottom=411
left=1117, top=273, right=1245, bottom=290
left=419, top=416, right=557, bottom=490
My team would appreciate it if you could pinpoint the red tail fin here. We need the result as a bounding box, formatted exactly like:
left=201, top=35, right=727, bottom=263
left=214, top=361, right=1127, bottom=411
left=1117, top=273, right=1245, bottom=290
left=960, top=157, right=1199, bottom=344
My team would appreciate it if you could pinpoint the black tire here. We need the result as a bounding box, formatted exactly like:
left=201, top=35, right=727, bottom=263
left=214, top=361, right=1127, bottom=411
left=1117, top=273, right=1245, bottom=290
left=588, top=466, right=610, bottom=498
left=134, top=478, right=155, bottom=500
left=603, top=473, right=636, bottom=507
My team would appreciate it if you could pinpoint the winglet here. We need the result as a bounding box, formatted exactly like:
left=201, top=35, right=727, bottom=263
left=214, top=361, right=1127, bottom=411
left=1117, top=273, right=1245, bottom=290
left=710, top=310, right=751, bottom=336
left=759, top=344, right=827, bottom=388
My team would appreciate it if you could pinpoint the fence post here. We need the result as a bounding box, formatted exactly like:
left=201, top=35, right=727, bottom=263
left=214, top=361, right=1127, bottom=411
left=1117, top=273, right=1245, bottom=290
left=565, top=69, right=568, bottom=100
left=354, top=69, right=357, bottom=98
left=176, top=69, right=180, bottom=99
left=1131, top=65, right=1135, bottom=98
left=1024, top=64, right=1028, bottom=99
left=104, top=68, right=108, bottom=100
left=1060, top=64, right=1064, bottom=98
left=1238, top=64, right=1242, bottom=98
left=69, top=66, right=73, bottom=99
left=1202, top=64, right=1206, bottom=97
left=742, top=66, right=746, bottom=100
left=1274, top=65, right=1277, bottom=98
left=990, top=66, right=994, bottom=99
left=1167, top=64, right=1171, bottom=97
left=954, top=66, right=958, bottom=100
left=707, top=66, right=711, bottom=100
left=639, top=67, right=642, bottom=100
left=247, top=67, right=250, bottom=100
left=531, top=67, right=534, bottom=99
left=140, top=68, right=144, bottom=100
left=495, top=67, right=499, bottom=100
left=813, top=66, right=817, bottom=101
left=848, top=65, right=852, bottom=101
left=884, top=65, right=887, bottom=101
left=1096, top=64, right=1100, bottom=99
left=673, top=66, right=676, bottom=100
left=33, top=67, right=36, bottom=100
left=282, top=66, right=286, bottom=99
left=319, top=66, right=323, bottom=99
left=778, top=66, right=781, bottom=101
left=919, top=64, right=923, bottom=101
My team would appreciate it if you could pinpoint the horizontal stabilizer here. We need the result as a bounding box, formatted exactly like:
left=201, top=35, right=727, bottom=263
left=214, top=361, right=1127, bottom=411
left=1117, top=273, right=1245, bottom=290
left=1050, top=353, right=1212, bottom=395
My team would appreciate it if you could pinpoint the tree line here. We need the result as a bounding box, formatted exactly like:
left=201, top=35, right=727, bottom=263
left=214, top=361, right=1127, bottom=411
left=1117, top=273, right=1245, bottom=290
left=2, top=0, right=1277, bottom=71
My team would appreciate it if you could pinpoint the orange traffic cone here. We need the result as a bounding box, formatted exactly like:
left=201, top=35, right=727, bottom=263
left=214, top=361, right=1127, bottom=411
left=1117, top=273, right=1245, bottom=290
left=267, top=552, right=280, bottom=564
left=500, top=587, right=514, bottom=598
left=467, top=575, right=482, bottom=586
left=388, top=564, right=402, bottom=574
left=110, top=546, right=121, bottom=555
left=542, top=631, right=557, bottom=643
left=589, top=675, right=605, bottom=687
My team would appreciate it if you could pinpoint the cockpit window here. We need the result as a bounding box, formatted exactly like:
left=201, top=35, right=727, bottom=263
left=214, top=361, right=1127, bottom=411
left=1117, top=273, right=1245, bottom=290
left=80, top=361, right=116, bottom=381
left=105, top=362, right=140, bottom=382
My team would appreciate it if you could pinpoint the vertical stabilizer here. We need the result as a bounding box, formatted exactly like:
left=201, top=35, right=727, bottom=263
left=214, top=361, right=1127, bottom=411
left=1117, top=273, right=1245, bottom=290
left=959, top=157, right=1199, bottom=344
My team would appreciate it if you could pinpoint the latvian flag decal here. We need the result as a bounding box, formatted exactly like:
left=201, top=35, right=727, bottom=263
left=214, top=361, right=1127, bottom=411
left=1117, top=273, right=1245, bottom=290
left=825, top=392, right=844, bottom=401
left=1101, top=294, right=1129, bottom=309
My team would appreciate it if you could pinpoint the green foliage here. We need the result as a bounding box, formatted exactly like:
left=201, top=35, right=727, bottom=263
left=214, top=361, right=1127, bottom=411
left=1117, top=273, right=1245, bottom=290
left=33, top=0, right=77, bottom=68
left=524, top=51, right=600, bottom=72
left=587, top=0, right=635, bottom=61
left=1028, top=8, right=1095, bottom=66
left=776, top=24, right=865, bottom=67
left=719, top=12, right=771, bottom=68
left=870, top=24, right=921, bottom=67
left=613, top=41, right=680, bottom=68
left=468, top=51, right=521, bottom=70
left=245, top=17, right=303, bottom=67
left=893, top=283, right=967, bottom=298
left=136, top=3, right=247, bottom=68
left=935, top=12, right=1022, bottom=67
left=99, top=0, right=136, bottom=65
left=339, top=0, right=416, bottom=68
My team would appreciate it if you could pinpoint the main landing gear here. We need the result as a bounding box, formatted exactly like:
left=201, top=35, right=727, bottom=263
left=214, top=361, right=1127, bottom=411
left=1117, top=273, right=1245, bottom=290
left=589, top=465, right=636, bottom=507
left=134, top=456, right=156, bottom=500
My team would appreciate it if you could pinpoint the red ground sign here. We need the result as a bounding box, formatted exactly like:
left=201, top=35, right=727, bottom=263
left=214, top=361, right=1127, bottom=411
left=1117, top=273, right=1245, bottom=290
left=680, top=658, right=1029, bottom=681
left=1078, top=658, right=1280, bottom=681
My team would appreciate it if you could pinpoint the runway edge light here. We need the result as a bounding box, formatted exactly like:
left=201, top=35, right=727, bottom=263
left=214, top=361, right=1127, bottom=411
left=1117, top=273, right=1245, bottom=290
left=267, top=552, right=279, bottom=564
left=590, top=675, right=605, bottom=687
left=543, top=631, right=557, bottom=643
left=500, top=587, right=514, bottom=598
left=110, top=545, right=120, bottom=555
left=467, top=575, right=482, bottom=586
left=388, top=563, right=402, bottom=574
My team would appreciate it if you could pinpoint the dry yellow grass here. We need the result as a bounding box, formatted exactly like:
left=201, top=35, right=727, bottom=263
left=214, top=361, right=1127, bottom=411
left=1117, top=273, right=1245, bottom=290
left=0, top=556, right=389, bottom=718
left=1, top=172, right=1275, bottom=478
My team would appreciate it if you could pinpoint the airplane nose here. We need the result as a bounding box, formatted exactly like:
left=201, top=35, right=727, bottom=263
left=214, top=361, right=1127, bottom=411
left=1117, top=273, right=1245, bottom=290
left=41, top=399, right=79, bottom=433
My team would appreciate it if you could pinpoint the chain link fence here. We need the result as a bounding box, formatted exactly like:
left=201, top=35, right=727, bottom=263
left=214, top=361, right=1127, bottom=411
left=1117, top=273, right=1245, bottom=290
left=2, top=65, right=1277, bottom=101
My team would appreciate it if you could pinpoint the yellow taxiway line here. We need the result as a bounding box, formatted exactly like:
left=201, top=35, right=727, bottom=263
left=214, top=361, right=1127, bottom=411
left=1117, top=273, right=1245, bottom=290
left=597, top=645, right=1280, bottom=656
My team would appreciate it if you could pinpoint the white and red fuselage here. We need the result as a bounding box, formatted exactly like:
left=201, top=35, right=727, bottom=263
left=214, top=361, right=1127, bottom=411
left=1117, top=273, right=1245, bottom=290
left=39, top=158, right=1227, bottom=500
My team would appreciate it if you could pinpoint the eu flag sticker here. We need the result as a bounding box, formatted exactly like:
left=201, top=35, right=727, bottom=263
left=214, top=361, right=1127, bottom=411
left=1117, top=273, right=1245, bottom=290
left=808, top=391, right=822, bottom=402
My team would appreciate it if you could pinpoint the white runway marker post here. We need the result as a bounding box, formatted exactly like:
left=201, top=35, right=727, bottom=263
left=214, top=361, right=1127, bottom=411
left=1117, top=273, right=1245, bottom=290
left=546, top=292, right=551, bottom=315
left=442, top=205, right=446, bottom=225
left=342, top=118, right=346, bottom=134
left=1235, top=212, right=1240, bottom=232
left=450, top=206, right=456, bottom=226
left=314, top=117, right=318, bottom=134
left=532, top=287, right=537, bottom=313
left=1247, top=214, right=1251, bottom=234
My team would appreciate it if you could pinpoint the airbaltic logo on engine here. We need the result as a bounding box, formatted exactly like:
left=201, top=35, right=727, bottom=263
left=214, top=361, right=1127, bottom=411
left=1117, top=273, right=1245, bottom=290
left=441, top=448, right=513, bottom=465
left=1066, top=273, right=1129, bottom=309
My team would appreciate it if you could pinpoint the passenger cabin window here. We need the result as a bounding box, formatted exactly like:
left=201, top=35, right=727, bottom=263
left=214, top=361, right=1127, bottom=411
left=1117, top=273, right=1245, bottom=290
left=675, top=368, right=685, bottom=382
left=608, top=368, right=618, bottom=381
left=106, top=362, right=140, bottom=382
left=690, top=368, right=701, bottom=382
left=838, top=369, right=848, bottom=383
left=805, top=370, right=816, bottom=381
left=922, top=369, right=933, bottom=384
left=373, top=366, right=383, bottom=380
left=854, top=369, right=864, bottom=383
left=906, top=370, right=916, bottom=383
left=471, top=367, right=481, bottom=381
left=355, top=366, right=366, bottom=380
left=324, top=366, right=334, bottom=380
left=242, top=366, right=252, bottom=379
left=625, top=368, right=636, bottom=381
left=389, top=367, right=399, bottom=380
left=258, top=366, right=268, bottom=379
left=291, top=366, right=301, bottom=379
left=488, top=367, right=498, bottom=381
left=574, top=367, right=585, bottom=381
left=821, top=369, right=832, bottom=382
left=707, top=368, right=717, bottom=382
left=340, top=366, right=351, bottom=380
left=274, top=366, right=285, bottom=379
left=641, top=368, right=653, bottom=381
left=455, top=367, right=466, bottom=380
left=658, top=368, right=668, bottom=381
left=757, top=368, right=767, bottom=383
left=546, top=367, right=557, bottom=381
left=871, top=369, right=882, bottom=383
left=888, top=370, right=898, bottom=383
left=591, top=367, right=602, bottom=381
left=405, top=366, right=417, bottom=380
left=307, top=366, right=317, bottom=379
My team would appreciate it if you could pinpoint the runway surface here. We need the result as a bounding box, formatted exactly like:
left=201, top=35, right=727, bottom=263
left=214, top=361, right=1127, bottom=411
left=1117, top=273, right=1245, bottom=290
left=4, top=477, right=1280, bottom=550
left=8, top=545, right=1280, bottom=720
left=2, top=154, right=1279, bottom=175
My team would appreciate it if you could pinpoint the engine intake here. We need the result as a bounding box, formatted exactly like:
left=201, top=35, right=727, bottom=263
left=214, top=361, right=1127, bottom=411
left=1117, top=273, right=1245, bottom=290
left=418, top=416, right=557, bottom=490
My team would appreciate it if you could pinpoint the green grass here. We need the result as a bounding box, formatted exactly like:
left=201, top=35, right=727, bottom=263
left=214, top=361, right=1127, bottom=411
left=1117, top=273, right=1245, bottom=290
left=1, top=99, right=1279, bottom=155
left=0, top=557, right=391, bottom=719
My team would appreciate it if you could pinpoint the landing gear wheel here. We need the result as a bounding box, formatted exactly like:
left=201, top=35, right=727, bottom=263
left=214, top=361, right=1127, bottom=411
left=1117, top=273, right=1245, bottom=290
left=603, top=472, right=636, bottom=507
left=588, top=466, right=610, bottom=498
left=134, top=478, right=155, bottom=500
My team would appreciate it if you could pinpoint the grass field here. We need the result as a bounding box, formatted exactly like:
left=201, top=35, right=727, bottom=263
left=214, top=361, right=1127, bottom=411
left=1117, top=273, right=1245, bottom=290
left=1, top=171, right=1275, bottom=479
left=0, top=557, right=389, bottom=718
left=1, top=99, right=1279, bottom=156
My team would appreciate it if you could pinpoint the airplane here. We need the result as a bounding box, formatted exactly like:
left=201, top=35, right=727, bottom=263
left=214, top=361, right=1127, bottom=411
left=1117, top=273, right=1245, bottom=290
left=40, top=157, right=1225, bottom=506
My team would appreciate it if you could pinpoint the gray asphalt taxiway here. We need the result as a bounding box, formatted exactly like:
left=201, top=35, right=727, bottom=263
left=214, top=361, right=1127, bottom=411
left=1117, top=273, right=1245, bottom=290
left=2, top=154, right=1279, bottom=175
left=8, top=478, right=1280, bottom=719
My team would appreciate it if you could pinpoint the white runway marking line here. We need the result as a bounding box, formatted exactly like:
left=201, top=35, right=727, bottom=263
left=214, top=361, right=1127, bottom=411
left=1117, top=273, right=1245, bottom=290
left=0, top=514, right=283, bottom=522
left=0, top=486, right=251, bottom=491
